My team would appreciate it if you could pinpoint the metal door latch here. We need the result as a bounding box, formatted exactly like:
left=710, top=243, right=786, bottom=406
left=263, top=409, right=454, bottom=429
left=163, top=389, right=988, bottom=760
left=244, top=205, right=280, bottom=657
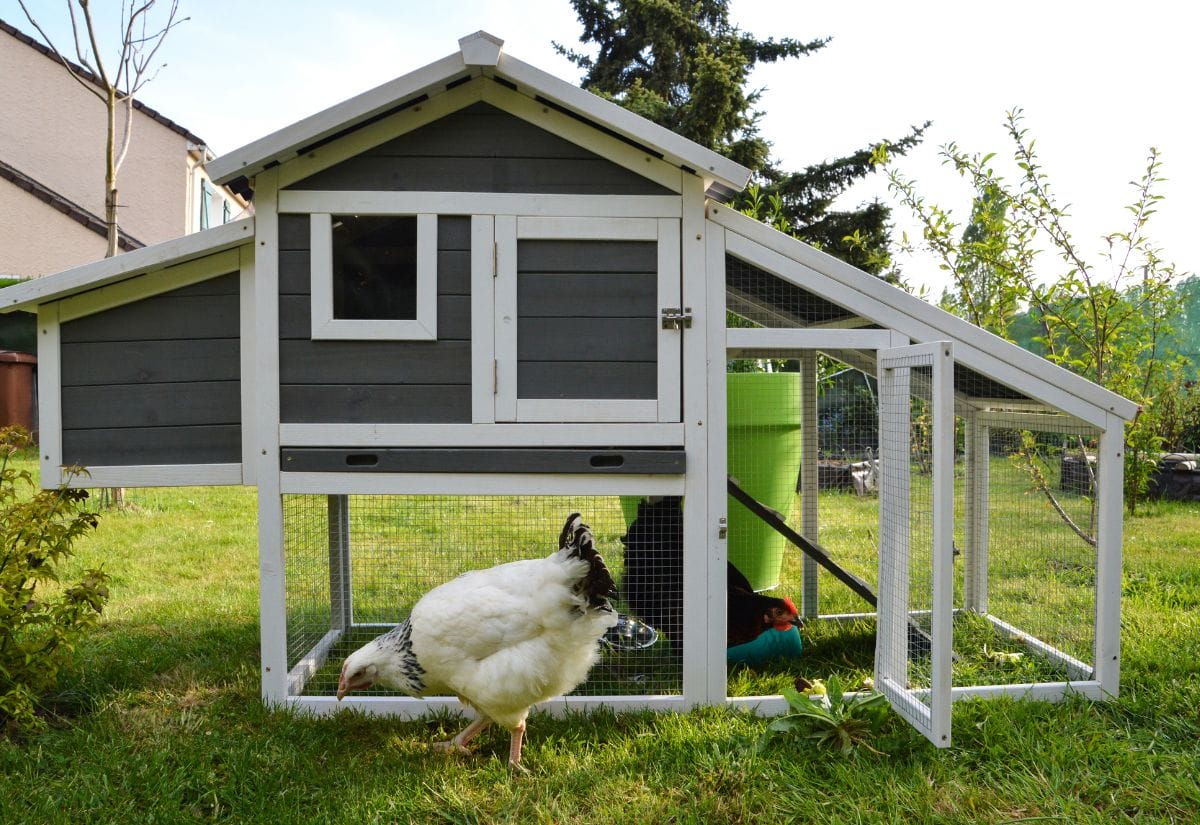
left=661, top=307, right=693, bottom=329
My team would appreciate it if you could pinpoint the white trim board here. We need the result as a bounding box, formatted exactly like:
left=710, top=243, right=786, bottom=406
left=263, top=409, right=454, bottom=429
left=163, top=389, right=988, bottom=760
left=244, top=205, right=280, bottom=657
left=288, top=694, right=688, bottom=718
left=55, top=464, right=243, bottom=488
left=206, top=51, right=472, bottom=184
left=56, top=249, right=242, bottom=323
left=308, top=213, right=438, bottom=341
left=1, top=219, right=254, bottom=313
left=277, top=190, right=682, bottom=218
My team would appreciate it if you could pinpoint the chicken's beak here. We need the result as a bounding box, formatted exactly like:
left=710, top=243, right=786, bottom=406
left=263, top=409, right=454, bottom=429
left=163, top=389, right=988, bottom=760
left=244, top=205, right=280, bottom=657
left=336, top=662, right=351, bottom=701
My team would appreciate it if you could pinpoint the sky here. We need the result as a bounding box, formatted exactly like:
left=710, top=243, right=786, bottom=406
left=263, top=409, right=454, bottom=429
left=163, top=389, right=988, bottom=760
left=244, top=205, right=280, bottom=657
left=3, top=0, right=1196, bottom=296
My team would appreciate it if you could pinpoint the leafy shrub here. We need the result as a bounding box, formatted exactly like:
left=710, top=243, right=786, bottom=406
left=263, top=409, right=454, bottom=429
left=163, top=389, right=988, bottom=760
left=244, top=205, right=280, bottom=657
left=759, top=675, right=891, bottom=755
left=0, top=427, right=107, bottom=735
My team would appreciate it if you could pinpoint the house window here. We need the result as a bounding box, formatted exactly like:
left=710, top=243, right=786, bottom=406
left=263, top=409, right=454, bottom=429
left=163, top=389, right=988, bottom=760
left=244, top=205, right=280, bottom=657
left=310, top=212, right=437, bottom=340
left=200, top=179, right=213, bottom=230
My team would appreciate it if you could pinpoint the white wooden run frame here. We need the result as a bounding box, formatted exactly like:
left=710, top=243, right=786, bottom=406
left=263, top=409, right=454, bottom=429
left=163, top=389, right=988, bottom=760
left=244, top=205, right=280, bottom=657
left=10, top=32, right=1132, bottom=749
left=261, top=196, right=1126, bottom=746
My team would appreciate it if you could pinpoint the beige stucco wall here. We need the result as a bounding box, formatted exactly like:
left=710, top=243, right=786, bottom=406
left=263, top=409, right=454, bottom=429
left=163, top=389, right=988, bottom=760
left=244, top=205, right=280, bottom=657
left=0, top=25, right=239, bottom=279
left=0, top=176, right=109, bottom=277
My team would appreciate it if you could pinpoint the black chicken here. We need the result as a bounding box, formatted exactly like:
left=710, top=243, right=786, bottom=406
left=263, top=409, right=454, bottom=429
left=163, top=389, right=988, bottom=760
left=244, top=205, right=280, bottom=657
left=620, top=497, right=800, bottom=651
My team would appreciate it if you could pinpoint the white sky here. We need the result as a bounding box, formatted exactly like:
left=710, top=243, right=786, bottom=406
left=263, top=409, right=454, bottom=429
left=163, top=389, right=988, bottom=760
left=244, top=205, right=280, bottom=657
left=4, top=0, right=1195, bottom=295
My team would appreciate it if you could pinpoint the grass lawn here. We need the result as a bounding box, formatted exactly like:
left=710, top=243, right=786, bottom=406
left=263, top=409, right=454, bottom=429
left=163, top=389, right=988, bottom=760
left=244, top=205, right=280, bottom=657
left=2, top=454, right=1199, bottom=824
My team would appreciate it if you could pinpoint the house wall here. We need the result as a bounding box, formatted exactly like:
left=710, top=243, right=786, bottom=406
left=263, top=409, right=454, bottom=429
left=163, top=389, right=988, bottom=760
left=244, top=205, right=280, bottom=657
left=0, top=23, right=243, bottom=279
left=57, top=271, right=241, bottom=465
left=0, top=176, right=109, bottom=276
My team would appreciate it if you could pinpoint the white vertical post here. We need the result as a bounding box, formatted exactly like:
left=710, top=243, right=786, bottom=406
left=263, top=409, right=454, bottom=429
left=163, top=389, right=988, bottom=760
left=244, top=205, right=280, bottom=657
left=929, top=342, right=954, bottom=746
left=1093, top=412, right=1125, bottom=696
left=702, top=220, right=727, bottom=705
left=470, top=215, right=496, bottom=423
left=680, top=176, right=712, bottom=705
left=493, top=215, right=517, bottom=422
left=963, top=414, right=990, bottom=612
left=254, top=168, right=288, bottom=704
left=875, top=354, right=909, bottom=689
left=35, top=302, right=62, bottom=487
left=657, top=217, right=682, bottom=423
left=239, top=244, right=257, bottom=486
left=799, top=350, right=819, bottom=618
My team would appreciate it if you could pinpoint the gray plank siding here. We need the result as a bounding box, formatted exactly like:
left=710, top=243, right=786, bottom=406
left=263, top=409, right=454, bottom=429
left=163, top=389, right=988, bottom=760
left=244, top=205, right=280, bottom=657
left=286, top=103, right=672, bottom=195
left=280, top=385, right=472, bottom=424
left=58, top=271, right=241, bottom=466
left=517, top=239, right=658, bottom=400
left=62, top=425, right=241, bottom=467
left=62, top=382, right=241, bottom=429
left=278, top=215, right=473, bottom=424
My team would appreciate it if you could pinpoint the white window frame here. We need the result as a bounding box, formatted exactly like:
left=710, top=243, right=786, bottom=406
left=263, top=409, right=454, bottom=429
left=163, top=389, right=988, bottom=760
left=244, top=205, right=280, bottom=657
left=309, top=212, right=438, bottom=341
left=493, top=215, right=682, bottom=424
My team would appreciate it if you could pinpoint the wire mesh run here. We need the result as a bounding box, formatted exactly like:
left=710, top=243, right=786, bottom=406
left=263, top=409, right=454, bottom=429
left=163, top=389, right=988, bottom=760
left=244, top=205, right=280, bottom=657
left=954, top=411, right=1100, bottom=685
left=282, top=494, right=683, bottom=699
left=724, top=345, right=1103, bottom=700
left=726, top=254, right=862, bottom=328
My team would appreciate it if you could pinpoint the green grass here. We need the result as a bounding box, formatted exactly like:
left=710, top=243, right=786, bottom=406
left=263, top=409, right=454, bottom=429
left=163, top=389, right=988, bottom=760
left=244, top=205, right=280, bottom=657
left=2, top=455, right=1199, bottom=823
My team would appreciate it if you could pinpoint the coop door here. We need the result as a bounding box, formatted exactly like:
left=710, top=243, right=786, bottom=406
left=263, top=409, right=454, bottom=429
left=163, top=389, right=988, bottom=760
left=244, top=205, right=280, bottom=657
left=494, top=217, right=682, bottom=423
left=875, top=342, right=954, bottom=748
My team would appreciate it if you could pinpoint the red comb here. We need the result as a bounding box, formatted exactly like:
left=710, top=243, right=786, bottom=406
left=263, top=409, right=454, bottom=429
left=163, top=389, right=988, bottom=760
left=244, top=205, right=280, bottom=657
left=783, top=596, right=797, bottom=614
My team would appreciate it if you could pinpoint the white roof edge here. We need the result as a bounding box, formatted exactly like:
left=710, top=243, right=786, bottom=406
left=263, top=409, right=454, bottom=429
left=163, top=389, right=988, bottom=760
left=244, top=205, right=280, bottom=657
left=711, top=205, right=1140, bottom=423
left=206, top=51, right=468, bottom=184
left=0, top=218, right=255, bottom=312
left=206, top=33, right=751, bottom=193
left=493, top=52, right=751, bottom=191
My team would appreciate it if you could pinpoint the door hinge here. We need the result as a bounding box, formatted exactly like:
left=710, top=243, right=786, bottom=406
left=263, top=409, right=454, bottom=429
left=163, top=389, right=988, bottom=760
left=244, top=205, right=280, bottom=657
left=661, top=307, right=693, bottom=330
left=492, top=242, right=498, bottom=278
left=492, top=359, right=498, bottom=395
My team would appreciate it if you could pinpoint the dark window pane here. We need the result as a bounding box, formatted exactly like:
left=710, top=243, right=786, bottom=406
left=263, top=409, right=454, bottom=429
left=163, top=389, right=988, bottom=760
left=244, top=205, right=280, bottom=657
left=332, top=215, right=418, bottom=320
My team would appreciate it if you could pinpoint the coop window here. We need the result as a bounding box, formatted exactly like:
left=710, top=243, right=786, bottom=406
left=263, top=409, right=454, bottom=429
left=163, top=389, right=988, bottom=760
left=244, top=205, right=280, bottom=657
left=309, top=212, right=437, bottom=340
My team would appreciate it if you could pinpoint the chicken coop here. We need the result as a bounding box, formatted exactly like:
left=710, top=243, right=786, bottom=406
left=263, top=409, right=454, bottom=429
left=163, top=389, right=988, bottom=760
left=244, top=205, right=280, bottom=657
left=1, top=32, right=1136, bottom=748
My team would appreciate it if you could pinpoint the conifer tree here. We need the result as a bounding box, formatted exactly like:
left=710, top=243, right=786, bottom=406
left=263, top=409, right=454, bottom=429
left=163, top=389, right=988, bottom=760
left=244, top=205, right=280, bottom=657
left=555, top=0, right=926, bottom=273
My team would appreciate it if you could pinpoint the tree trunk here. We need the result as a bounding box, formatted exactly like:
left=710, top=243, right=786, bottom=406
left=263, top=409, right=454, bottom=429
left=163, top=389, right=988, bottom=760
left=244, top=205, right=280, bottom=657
left=105, top=86, right=119, bottom=259
left=104, top=86, right=124, bottom=508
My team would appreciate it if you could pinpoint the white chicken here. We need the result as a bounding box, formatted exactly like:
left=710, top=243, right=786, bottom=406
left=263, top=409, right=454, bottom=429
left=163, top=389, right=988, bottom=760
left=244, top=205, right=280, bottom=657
left=337, top=513, right=618, bottom=769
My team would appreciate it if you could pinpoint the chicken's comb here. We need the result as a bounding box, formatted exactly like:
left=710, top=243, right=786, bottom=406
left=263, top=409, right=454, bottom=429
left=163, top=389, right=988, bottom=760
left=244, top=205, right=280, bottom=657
left=783, top=596, right=798, bottom=615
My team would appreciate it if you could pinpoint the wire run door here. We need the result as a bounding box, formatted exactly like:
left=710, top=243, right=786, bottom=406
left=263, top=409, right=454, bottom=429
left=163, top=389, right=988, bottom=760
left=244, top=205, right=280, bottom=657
left=876, top=341, right=954, bottom=748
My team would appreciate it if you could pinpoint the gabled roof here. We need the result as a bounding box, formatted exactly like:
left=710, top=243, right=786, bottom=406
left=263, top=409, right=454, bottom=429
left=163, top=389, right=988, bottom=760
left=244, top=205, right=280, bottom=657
left=0, top=219, right=253, bottom=312
left=0, top=159, right=143, bottom=251
left=0, top=18, right=209, bottom=148
left=206, top=31, right=752, bottom=199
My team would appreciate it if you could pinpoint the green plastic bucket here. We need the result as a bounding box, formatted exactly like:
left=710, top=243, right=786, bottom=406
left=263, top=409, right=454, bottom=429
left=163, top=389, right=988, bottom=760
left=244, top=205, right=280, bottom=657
left=726, top=371, right=801, bottom=591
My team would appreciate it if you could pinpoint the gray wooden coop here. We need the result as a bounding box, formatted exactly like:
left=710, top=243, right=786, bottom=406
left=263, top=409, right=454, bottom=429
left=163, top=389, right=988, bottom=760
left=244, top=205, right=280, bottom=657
left=1, top=32, right=1137, bottom=748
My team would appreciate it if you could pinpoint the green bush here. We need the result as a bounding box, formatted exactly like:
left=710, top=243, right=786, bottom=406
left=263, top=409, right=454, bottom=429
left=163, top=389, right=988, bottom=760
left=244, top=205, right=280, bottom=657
left=0, top=427, right=107, bottom=735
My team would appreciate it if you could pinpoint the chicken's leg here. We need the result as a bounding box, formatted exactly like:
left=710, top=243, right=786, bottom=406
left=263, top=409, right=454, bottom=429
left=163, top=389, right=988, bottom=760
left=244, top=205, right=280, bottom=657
left=507, top=720, right=527, bottom=771
left=432, top=716, right=491, bottom=756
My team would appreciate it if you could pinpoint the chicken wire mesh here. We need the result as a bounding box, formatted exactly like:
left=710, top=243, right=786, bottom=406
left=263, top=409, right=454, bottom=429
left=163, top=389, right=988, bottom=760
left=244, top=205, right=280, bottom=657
left=282, top=494, right=684, bottom=699
left=724, top=347, right=1102, bottom=698
left=726, top=254, right=863, bottom=328
left=953, top=411, right=1100, bottom=685
left=877, top=357, right=938, bottom=712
